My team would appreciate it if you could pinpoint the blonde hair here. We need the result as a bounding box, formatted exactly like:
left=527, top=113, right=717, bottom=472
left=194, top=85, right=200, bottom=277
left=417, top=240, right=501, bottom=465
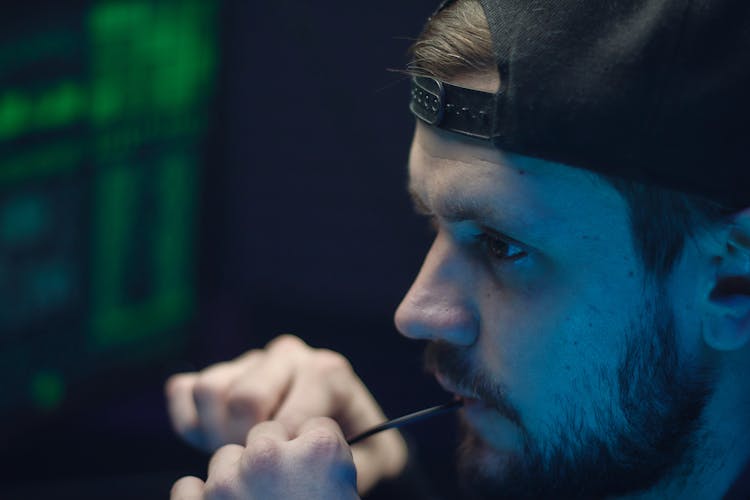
left=408, top=0, right=494, bottom=81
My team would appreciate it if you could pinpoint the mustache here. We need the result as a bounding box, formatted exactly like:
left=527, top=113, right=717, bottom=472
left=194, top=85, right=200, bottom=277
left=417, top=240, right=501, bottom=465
left=424, top=341, right=523, bottom=429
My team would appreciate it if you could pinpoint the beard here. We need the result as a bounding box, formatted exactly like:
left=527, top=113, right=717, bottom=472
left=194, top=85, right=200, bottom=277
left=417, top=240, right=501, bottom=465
left=424, top=291, right=717, bottom=500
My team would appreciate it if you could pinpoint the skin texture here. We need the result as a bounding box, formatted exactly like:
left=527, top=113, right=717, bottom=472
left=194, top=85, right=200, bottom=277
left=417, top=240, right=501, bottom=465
left=167, top=72, right=750, bottom=499
left=166, top=335, right=407, bottom=499
left=170, top=416, right=358, bottom=500
left=394, top=74, right=750, bottom=499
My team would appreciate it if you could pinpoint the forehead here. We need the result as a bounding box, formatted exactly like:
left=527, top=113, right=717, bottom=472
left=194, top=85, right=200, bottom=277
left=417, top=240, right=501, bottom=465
left=407, top=121, right=630, bottom=247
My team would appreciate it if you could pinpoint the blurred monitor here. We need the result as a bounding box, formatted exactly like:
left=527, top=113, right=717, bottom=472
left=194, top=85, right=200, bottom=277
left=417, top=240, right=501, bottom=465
left=0, top=0, right=218, bottom=428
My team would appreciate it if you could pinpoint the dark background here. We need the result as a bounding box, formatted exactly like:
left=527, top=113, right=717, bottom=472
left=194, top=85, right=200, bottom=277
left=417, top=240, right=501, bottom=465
left=0, top=0, right=461, bottom=498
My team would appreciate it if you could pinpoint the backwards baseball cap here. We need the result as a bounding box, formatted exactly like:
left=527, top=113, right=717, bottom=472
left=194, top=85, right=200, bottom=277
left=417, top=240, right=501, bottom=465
left=409, top=0, right=750, bottom=209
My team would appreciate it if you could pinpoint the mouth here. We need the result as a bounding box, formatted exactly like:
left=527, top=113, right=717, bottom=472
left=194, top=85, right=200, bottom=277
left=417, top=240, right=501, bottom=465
left=433, top=372, right=507, bottom=419
left=435, top=372, right=521, bottom=455
left=435, top=372, right=482, bottom=405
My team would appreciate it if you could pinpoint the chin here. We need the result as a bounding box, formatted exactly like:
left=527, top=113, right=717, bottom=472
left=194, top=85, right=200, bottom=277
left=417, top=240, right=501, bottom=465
left=456, top=421, right=520, bottom=498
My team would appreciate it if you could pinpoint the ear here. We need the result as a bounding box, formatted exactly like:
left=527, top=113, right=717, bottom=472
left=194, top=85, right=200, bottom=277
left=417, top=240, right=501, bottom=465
left=704, top=208, right=750, bottom=351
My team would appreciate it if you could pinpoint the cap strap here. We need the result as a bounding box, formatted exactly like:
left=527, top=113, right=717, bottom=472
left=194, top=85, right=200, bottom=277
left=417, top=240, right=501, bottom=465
left=409, top=76, right=497, bottom=140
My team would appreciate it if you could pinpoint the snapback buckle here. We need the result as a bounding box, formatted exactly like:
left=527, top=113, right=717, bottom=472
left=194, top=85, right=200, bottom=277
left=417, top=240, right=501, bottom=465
left=410, top=76, right=445, bottom=126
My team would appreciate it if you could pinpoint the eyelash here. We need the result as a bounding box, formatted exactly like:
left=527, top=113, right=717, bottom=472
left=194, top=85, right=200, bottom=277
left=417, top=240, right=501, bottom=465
left=476, top=232, right=526, bottom=262
left=425, top=216, right=527, bottom=264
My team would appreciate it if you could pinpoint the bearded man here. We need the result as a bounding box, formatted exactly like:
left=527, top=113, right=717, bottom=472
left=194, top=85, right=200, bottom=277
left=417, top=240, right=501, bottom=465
left=166, top=1, right=750, bottom=498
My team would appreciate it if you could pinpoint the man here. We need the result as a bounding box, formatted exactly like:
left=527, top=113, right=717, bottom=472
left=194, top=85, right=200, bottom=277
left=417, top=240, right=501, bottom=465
left=166, top=0, right=750, bottom=498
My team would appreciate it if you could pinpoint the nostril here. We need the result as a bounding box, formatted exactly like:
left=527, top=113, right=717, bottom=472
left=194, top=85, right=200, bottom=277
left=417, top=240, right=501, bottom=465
left=710, top=276, right=750, bottom=300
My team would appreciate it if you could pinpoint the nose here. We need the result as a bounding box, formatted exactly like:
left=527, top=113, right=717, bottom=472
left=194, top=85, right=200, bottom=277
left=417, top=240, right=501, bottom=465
left=394, top=232, right=479, bottom=346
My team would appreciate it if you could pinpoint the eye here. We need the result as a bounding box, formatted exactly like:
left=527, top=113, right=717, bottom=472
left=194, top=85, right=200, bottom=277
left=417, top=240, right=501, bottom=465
left=477, top=232, right=526, bottom=262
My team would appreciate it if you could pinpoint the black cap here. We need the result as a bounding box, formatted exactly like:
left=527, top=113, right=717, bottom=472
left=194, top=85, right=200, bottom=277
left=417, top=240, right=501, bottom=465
left=411, top=0, right=750, bottom=209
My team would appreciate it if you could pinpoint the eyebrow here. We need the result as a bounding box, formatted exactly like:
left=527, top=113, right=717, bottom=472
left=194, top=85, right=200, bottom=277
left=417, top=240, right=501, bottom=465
left=408, top=182, right=498, bottom=224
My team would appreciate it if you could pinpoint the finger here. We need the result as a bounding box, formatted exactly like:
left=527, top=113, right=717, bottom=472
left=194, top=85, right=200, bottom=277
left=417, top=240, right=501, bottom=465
left=237, top=421, right=290, bottom=488
left=208, top=444, right=245, bottom=477
left=192, top=362, right=249, bottom=449
left=245, top=419, right=291, bottom=445
left=165, top=373, right=206, bottom=450
left=292, top=417, right=356, bottom=484
left=226, top=335, right=311, bottom=438
left=350, top=427, right=408, bottom=494
left=272, top=350, right=355, bottom=436
left=296, top=416, right=347, bottom=444
left=232, top=348, right=268, bottom=369
left=206, top=444, right=244, bottom=496
left=264, top=333, right=310, bottom=353
left=224, top=353, right=297, bottom=441
left=170, top=476, right=205, bottom=500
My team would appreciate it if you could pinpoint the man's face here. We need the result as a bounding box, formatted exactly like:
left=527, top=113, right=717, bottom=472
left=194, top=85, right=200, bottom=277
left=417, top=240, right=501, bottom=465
left=394, top=120, right=716, bottom=499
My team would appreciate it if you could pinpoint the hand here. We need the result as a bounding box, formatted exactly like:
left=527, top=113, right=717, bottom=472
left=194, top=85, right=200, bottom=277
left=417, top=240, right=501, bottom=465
left=170, top=417, right=359, bottom=500
left=165, top=335, right=407, bottom=494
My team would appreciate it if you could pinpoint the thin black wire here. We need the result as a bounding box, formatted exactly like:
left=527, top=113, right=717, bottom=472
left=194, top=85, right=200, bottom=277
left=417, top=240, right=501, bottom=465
left=346, top=399, right=463, bottom=445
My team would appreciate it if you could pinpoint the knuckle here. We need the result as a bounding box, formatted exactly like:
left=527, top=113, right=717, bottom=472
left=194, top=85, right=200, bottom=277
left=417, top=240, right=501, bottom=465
left=239, top=347, right=262, bottom=358
left=312, top=349, right=353, bottom=376
left=267, top=334, right=307, bottom=353
left=192, top=380, right=222, bottom=405
left=204, top=474, right=236, bottom=500
left=300, top=425, right=345, bottom=459
left=241, top=435, right=283, bottom=473
left=165, top=373, right=194, bottom=398
left=276, top=412, right=306, bottom=435
left=170, top=476, right=199, bottom=497
left=193, top=365, right=231, bottom=404
left=236, top=348, right=264, bottom=364
left=226, top=387, right=269, bottom=419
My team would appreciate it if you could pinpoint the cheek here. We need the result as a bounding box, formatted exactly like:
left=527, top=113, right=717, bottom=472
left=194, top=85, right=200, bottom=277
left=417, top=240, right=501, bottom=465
left=474, top=277, right=574, bottom=413
left=474, top=255, right=576, bottom=382
left=474, top=265, right=641, bottom=433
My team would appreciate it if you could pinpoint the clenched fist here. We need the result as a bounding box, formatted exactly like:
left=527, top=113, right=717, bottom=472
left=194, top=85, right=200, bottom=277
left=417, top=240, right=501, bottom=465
left=170, top=417, right=358, bottom=500
left=165, top=335, right=407, bottom=495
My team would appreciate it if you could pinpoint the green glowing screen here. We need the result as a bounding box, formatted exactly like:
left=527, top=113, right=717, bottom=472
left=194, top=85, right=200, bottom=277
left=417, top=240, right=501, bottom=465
left=0, top=0, right=217, bottom=415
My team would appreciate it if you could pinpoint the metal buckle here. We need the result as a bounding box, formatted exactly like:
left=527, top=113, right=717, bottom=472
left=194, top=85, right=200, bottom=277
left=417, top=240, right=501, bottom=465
left=410, top=76, right=445, bottom=126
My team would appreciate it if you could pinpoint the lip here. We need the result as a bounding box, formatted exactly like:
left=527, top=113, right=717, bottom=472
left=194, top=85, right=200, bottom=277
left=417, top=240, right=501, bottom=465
left=434, top=372, right=494, bottom=415
left=436, top=373, right=520, bottom=454
left=434, top=372, right=480, bottom=402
